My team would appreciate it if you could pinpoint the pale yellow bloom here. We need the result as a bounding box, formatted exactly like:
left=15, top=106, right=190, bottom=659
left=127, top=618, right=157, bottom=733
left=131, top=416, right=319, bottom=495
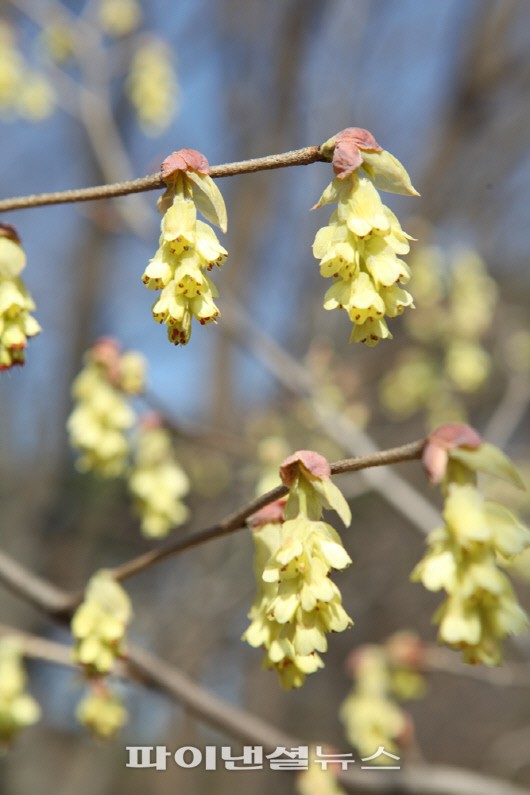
left=313, top=171, right=414, bottom=346
left=297, top=747, right=347, bottom=795
left=71, top=571, right=132, bottom=674
left=0, top=234, right=41, bottom=370
left=0, top=22, right=54, bottom=121
left=0, top=639, right=41, bottom=742
left=127, top=38, right=178, bottom=134
left=67, top=343, right=146, bottom=476
left=77, top=687, right=127, bottom=738
left=98, top=0, right=141, bottom=37
left=243, top=453, right=352, bottom=688
left=144, top=169, right=228, bottom=345
left=128, top=422, right=189, bottom=537
left=412, top=477, right=530, bottom=665
left=340, top=647, right=408, bottom=760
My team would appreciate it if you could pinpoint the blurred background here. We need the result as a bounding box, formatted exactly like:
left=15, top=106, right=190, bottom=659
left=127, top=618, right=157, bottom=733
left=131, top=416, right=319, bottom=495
left=1, top=0, right=530, bottom=793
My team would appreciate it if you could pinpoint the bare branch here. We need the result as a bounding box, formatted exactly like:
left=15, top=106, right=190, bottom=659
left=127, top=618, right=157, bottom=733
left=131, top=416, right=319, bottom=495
left=221, top=299, right=442, bottom=534
left=0, top=624, right=73, bottom=668
left=107, top=440, right=426, bottom=584
left=126, top=643, right=530, bottom=795
left=0, top=550, right=75, bottom=617
left=483, top=373, right=530, bottom=449
left=0, top=146, right=327, bottom=213
left=0, top=441, right=425, bottom=613
left=0, top=561, right=527, bottom=794
left=424, top=646, right=530, bottom=688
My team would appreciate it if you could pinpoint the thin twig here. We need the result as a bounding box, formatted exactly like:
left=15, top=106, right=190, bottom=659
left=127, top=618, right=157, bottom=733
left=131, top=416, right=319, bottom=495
left=483, top=373, right=530, bottom=450
left=7, top=0, right=153, bottom=232
left=424, top=646, right=530, bottom=688
left=0, top=147, right=326, bottom=213
left=1, top=620, right=527, bottom=795
left=221, top=299, right=442, bottom=534
left=142, top=389, right=250, bottom=457
left=0, top=442, right=425, bottom=614
left=107, top=440, right=426, bottom=585
left=0, top=624, right=73, bottom=668
left=0, top=551, right=74, bottom=617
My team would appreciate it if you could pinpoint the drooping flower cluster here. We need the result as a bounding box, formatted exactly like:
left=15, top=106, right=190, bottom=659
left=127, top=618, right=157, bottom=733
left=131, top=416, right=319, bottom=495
left=142, top=149, right=227, bottom=345
left=0, top=22, right=54, bottom=121
left=243, top=450, right=353, bottom=689
left=296, top=747, right=347, bottom=795
left=98, top=0, right=141, bottom=37
left=67, top=338, right=146, bottom=477
left=76, top=683, right=128, bottom=739
left=0, top=638, right=41, bottom=744
left=413, top=424, right=530, bottom=665
left=40, top=21, right=75, bottom=64
left=128, top=415, right=190, bottom=538
left=0, top=225, right=41, bottom=371
left=379, top=244, right=498, bottom=425
left=71, top=571, right=132, bottom=674
left=127, top=38, right=178, bottom=134
left=312, top=128, right=418, bottom=346
left=340, top=633, right=425, bottom=761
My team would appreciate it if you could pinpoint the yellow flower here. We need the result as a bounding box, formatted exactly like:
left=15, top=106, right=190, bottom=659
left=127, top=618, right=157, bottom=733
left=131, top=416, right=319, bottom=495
left=127, top=37, right=178, bottom=134
left=312, top=138, right=416, bottom=347
left=0, top=230, right=41, bottom=371
left=98, top=0, right=141, bottom=37
left=0, top=22, right=54, bottom=121
left=297, top=747, right=347, bottom=795
left=71, top=571, right=132, bottom=674
left=0, top=639, right=41, bottom=743
left=340, top=646, right=410, bottom=760
left=128, top=419, right=189, bottom=537
left=143, top=162, right=228, bottom=345
left=243, top=451, right=352, bottom=688
left=67, top=341, right=146, bottom=476
left=77, top=686, right=127, bottom=738
left=412, top=478, right=530, bottom=665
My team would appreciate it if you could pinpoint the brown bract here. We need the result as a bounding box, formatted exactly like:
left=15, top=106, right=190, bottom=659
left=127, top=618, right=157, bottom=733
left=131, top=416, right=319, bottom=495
left=161, top=149, right=210, bottom=181
left=0, top=222, right=21, bottom=243
left=385, top=631, right=426, bottom=670
left=249, top=497, right=287, bottom=529
left=332, top=127, right=382, bottom=179
left=139, top=412, right=163, bottom=430
left=279, top=450, right=331, bottom=487
left=422, top=423, right=483, bottom=484
left=90, top=337, right=122, bottom=384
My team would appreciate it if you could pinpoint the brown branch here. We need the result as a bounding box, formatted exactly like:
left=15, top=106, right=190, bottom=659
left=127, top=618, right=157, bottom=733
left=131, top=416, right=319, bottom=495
left=0, top=441, right=426, bottom=615
left=127, top=643, right=530, bottom=794
left=221, top=298, right=442, bottom=534
left=142, top=389, right=250, bottom=457
left=0, top=550, right=75, bottom=617
left=0, top=624, right=73, bottom=668
left=107, top=439, right=426, bottom=586
left=0, top=146, right=327, bottom=213
left=424, top=646, right=530, bottom=688
left=1, top=621, right=527, bottom=795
